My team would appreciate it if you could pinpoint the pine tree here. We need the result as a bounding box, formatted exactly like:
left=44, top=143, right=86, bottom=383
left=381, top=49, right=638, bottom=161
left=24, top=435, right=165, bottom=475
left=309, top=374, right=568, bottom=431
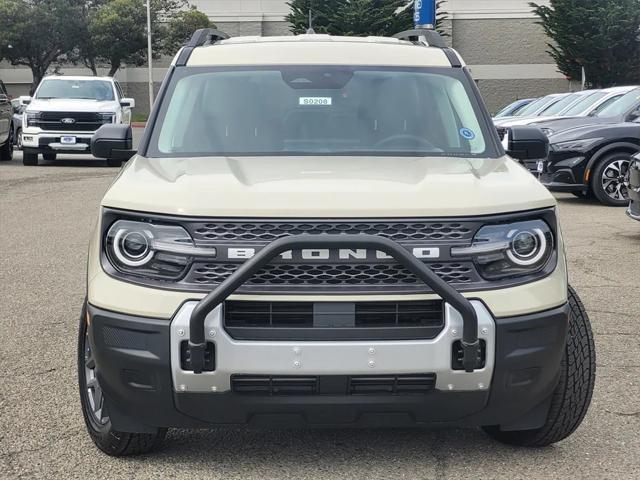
left=531, top=0, right=640, bottom=87
left=286, top=0, right=448, bottom=37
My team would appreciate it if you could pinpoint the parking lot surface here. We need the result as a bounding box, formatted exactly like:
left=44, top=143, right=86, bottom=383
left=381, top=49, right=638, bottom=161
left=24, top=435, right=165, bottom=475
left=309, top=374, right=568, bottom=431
left=1, top=137, right=638, bottom=479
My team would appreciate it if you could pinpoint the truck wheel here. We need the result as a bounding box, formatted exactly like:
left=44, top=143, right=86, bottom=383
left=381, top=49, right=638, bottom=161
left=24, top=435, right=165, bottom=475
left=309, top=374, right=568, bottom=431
left=482, top=286, right=595, bottom=447
left=43, top=153, right=57, bottom=161
left=0, top=133, right=13, bottom=161
left=23, top=152, right=38, bottom=166
left=16, top=128, right=22, bottom=149
left=591, top=153, right=631, bottom=206
left=106, top=158, right=123, bottom=168
left=78, top=302, right=166, bottom=456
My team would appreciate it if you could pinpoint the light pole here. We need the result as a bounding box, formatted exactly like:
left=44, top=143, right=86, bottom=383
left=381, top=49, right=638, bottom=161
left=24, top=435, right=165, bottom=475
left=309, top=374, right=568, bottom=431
left=146, top=0, right=154, bottom=109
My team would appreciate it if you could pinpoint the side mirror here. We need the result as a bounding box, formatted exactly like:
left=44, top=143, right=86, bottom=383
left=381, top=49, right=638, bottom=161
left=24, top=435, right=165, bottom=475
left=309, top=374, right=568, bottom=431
left=120, top=98, right=135, bottom=108
left=0, top=94, right=8, bottom=104
left=505, top=126, right=549, bottom=160
left=19, top=96, right=31, bottom=105
left=627, top=108, right=640, bottom=122
left=91, top=124, right=136, bottom=160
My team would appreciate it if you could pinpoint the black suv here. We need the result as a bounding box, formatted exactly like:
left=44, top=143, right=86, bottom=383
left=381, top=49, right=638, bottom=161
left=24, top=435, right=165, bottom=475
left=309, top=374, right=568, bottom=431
left=0, top=79, right=13, bottom=161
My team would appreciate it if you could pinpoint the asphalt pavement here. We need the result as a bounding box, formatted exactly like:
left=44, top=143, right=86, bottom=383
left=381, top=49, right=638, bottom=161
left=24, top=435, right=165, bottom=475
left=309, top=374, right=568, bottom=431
left=1, top=129, right=638, bottom=479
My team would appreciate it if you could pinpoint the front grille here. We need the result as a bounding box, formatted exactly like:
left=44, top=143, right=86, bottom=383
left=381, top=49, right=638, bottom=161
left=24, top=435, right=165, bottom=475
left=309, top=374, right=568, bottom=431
left=231, top=374, right=436, bottom=396
left=187, top=262, right=477, bottom=288
left=188, top=221, right=474, bottom=243
left=34, top=112, right=108, bottom=132
left=223, top=300, right=445, bottom=340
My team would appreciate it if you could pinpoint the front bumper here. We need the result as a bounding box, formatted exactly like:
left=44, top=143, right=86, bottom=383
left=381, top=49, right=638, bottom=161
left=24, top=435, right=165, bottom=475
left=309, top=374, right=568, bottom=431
left=532, top=155, right=588, bottom=192
left=21, top=129, right=93, bottom=154
left=87, top=301, right=569, bottom=431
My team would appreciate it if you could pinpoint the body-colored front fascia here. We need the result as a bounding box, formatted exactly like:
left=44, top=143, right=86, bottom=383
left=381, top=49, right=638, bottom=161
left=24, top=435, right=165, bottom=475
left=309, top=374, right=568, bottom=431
left=101, top=155, right=556, bottom=218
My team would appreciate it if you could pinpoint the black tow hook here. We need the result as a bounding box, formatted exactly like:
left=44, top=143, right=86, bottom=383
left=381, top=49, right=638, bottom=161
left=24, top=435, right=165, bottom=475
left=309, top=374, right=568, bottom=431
left=187, top=234, right=480, bottom=375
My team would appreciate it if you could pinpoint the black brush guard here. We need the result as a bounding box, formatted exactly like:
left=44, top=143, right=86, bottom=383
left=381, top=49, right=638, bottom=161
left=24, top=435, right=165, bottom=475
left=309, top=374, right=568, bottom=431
left=188, top=234, right=480, bottom=373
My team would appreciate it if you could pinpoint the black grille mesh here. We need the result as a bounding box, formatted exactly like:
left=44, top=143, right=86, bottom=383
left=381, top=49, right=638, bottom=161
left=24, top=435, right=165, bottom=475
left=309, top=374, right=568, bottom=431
left=187, top=262, right=476, bottom=287
left=188, top=221, right=474, bottom=243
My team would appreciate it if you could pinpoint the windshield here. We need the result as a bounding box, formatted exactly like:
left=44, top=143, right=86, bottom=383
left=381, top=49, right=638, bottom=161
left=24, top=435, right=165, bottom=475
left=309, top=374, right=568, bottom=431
left=515, top=95, right=557, bottom=117
left=149, top=66, right=494, bottom=158
left=35, top=79, right=115, bottom=101
left=595, top=89, right=640, bottom=117
left=561, top=91, right=606, bottom=116
left=496, top=100, right=526, bottom=118
left=540, top=93, right=583, bottom=115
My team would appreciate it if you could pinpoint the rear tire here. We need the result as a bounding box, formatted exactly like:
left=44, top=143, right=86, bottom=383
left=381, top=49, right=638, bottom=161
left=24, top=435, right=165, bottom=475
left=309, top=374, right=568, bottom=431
left=23, top=152, right=38, bottom=166
left=0, top=131, right=13, bottom=161
left=42, top=153, right=57, bottom=161
left=106, top=158, right=123, bottom=168
left=591, top=153, right=631, bottom=206
left=78, top=301, right=166, bottom=456
left=482, top=286, right=595, bottom=447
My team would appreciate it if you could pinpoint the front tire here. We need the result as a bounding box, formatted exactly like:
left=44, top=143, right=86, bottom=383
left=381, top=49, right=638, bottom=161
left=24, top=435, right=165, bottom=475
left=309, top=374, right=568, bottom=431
left=106, top=158, right=123, bottom=168
left=23, top=152, right=38, bottom=166
left=591, top=153, right=631, bottom=206
left=78, top=302, right=166, bottom=456
left=482, top=286, right=595, bottom=447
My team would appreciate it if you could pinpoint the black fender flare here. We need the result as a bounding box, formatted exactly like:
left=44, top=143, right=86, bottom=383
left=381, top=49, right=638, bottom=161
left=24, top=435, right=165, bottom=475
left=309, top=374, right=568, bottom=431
left=585, top=141, right=640, bottom=183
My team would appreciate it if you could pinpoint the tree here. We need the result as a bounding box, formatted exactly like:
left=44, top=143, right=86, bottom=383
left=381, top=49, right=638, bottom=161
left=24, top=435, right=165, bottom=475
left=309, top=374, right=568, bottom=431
left=286, top=0, right=448, bottom=37
left=531, top=0, right=640, bottom=87
left=161, top=7, right=214, bottom=55
left=0, top=0, right=84, bottom=93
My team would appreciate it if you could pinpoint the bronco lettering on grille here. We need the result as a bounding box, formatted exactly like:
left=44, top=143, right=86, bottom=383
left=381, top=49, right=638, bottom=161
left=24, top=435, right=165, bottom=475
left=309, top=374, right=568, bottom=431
left=227, top=247, right=440, bottom=261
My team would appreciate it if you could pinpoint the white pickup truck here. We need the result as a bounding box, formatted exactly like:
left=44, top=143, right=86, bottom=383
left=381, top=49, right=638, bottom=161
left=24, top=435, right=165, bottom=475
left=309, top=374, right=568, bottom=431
left=20, top=75, right=135, bottom=167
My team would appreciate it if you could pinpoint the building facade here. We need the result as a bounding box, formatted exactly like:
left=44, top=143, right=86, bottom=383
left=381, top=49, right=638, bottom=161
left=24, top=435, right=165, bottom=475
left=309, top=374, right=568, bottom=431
left=1, top=0, right=573, bottom=114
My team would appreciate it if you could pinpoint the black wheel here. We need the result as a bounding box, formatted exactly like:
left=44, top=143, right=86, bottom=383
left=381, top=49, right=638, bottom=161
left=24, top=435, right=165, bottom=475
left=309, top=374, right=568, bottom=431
left=22, top=152, right=38, bottom=166
left=42, top=153, right=57, bottom=161
left=106, top=158, right=123, bottom=168
left=0, top=129, right=13, bottom=161
left=78, top=301, right=166, bottom=456
left=482, top=286, right=595, bottom=447
left=591, top=153, right=631, bottom=206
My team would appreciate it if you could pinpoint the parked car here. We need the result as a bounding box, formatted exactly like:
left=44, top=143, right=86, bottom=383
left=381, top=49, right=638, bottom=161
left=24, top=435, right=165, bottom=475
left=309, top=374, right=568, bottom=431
left=534, top=87, right=640, bottom=137
left=493, top=93, right=568, bottom=125
left=627, top=152, right=640, bottom=221
left=19, top=75, right=135, bottom=166
left=0, top=79, right=13, bottom=161
left=530, top=121, right=640, bottom=205
left=11, top=99, right=25, bottom=149
left=78, top=28, right=595, bottom=456
left=494, top=98, right=535, bottom=118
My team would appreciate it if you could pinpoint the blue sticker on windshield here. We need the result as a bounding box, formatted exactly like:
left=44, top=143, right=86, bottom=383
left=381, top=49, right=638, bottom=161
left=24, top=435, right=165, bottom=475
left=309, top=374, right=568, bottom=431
left=460, top=128, right=476, bottom=140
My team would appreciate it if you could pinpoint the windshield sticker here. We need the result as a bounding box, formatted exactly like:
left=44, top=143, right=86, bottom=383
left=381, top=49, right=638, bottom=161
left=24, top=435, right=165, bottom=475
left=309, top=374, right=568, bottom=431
left=299, top=97, right=332, bottom=106
left=459, top=127, right=476, bottom=140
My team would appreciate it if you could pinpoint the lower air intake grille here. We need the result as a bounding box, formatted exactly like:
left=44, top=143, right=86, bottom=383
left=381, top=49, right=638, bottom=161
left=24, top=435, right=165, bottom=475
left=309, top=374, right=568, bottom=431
left=224, top=300, right=445, bottom=341
left=231, top=374, right=437, bottom=396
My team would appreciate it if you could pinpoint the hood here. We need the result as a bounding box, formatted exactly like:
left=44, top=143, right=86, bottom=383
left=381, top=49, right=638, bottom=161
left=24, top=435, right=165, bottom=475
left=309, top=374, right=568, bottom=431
left=102, top=155, right=556, bottom=218
left=534, top=115, right=617, bottom=136
left=26, top=98, right=119, bottom=113
left=549, top=122, right=640, bottom=144
left=495, top=115, right=560, bottom=127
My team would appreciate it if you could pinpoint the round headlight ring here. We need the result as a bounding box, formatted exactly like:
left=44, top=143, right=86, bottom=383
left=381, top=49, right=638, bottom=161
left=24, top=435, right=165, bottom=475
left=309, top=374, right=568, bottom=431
left=506, top=227, right=547, bottom=266
left=112, top=228, right=155, bottom=267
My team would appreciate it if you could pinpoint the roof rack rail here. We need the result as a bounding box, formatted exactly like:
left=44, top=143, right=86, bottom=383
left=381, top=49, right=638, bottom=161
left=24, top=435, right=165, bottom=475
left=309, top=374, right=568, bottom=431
left=175, top=28, right=230, bottom=66
left=393, top=29, right=445, bottom=48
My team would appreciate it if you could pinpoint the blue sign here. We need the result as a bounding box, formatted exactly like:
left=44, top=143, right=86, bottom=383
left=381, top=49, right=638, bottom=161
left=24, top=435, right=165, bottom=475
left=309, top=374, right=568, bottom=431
left=414, top=0, right=436, bottom=27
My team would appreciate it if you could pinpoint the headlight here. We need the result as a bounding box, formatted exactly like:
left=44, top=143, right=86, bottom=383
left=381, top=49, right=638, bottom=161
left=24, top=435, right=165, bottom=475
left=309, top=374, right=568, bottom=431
left=105, top=220, right=215, bottom=280
left=539, top=127, right=554, bottom=136
left=451, top=219, right=554, bottom=280
left=551, top=137, right=603, bottom=152
left=99, top=112, right=116, bottom=124
left=26, top=111, right=40, bottom=127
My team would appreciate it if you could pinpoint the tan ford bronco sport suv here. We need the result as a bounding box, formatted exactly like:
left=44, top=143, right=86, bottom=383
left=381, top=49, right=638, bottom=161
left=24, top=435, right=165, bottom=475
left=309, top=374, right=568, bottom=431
left=80, top=29, right=596, bottom=456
